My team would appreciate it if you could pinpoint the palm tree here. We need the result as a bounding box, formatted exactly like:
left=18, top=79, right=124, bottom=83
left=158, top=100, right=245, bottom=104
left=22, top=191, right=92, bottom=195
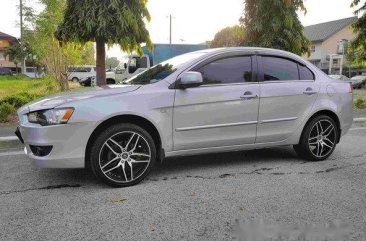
left=56, top=0, right=152, bottom=86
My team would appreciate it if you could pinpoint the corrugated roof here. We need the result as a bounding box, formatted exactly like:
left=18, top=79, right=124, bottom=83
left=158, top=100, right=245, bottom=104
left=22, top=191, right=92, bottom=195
left=304, top=17, right=357, bottom=42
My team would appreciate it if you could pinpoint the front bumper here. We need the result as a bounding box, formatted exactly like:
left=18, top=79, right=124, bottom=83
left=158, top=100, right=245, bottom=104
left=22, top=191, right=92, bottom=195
left=17, top=121, right=95, bottom=168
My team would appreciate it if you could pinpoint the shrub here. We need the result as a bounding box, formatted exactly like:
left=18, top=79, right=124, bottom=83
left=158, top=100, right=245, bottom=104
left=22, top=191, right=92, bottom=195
left=0, top=92, right=43, bottom=109
left=354, top=98, right=366, bottom=109
left=0, top=103, right=16, bottom=122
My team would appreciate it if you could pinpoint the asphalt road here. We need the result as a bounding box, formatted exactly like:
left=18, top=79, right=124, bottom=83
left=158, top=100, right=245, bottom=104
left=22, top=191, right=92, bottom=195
left=0, top=128, right=366, bottom=240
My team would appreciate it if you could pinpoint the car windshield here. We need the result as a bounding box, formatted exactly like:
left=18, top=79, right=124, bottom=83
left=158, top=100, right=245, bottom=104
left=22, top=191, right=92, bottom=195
left=125, top=52, right=207, bottom=85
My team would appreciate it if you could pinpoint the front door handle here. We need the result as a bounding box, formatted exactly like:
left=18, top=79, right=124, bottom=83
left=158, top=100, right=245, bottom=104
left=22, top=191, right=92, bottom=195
left=303, top=87, right=317, bottom=95
left=240, top=91, right=258, bottom=100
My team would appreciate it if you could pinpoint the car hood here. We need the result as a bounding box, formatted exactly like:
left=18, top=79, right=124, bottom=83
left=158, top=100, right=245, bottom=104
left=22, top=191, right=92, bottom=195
left=18, top=85, right=141, bottom=114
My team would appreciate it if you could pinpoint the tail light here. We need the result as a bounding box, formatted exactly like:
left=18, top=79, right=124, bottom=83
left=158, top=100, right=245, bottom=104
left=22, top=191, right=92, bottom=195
left=349, top=83, right=353, bottom=93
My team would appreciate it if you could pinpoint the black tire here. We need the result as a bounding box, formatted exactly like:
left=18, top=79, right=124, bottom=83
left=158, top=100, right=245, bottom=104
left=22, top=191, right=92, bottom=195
left=293, top=115, right=339, bottom=162
left=106, top=79, right=116, bottom=85
left=90, top=123, right=156, bottom=187
left=72, top=77, right=79, bottom=82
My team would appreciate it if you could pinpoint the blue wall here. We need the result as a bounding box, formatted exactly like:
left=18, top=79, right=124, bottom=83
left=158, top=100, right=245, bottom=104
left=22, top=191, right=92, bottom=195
left=142, top=44, right=208, bottom=65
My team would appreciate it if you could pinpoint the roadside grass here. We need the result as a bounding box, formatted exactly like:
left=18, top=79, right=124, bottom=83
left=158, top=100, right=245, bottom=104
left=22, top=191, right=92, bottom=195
left=0, top=75, right=81, bottom=123
left=353, top=88, right=366, bottom=110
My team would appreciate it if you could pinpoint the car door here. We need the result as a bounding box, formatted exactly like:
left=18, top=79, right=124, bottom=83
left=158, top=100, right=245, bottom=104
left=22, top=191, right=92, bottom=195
left=256, top=55, right=320, bottom=143
left=173, top=54, right=260, bottom=151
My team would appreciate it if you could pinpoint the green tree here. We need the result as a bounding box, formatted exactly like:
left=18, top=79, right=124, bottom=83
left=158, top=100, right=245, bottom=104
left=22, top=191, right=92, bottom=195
left=239, top=0, right=310, bottom=55
left=106, top=57, right=120, bottom=69
left=210, top=25, right=245, bottom=48
left=23, top=0, right=96, bottom=89
left=349, top=0, right=366, bottom=64
left=4, top=42, right=26, bottom=74
left=56, top=0, right=152, bottom=86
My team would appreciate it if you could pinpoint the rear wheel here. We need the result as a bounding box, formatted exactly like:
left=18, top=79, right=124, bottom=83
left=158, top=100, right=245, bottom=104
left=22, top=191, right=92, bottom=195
left=294, top=115, right=338, bottom=161
left=71, top=77, right=79, bottom=82
left=90, top=123, right=156, bottom=187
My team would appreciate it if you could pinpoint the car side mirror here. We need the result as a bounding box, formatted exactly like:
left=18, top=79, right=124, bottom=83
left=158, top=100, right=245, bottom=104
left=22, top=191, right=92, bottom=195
left=177, top=72, right=203, bottom=89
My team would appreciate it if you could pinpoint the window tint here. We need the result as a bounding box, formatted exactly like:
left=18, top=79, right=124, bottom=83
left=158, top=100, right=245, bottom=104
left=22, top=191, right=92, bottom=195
left=299, top=65, right=315, bottom=80
left=262, top=57, right=299, bottom=81
left=196, top=56, right=252, bottom=84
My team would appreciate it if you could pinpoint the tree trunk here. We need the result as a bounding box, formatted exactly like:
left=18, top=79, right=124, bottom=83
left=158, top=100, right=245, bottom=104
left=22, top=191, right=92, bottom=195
left=96, top=38, right=106, bottom=86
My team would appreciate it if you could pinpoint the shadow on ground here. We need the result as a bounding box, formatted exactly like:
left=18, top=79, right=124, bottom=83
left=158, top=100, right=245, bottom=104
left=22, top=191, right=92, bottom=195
left=27, top=146, right=301, bottom=189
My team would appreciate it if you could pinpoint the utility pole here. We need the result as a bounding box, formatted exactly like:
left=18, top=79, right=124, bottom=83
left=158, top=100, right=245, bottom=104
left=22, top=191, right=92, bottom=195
left=19, top=0, right=25, bottom=74
left=169, top=14, right=172, bottom=44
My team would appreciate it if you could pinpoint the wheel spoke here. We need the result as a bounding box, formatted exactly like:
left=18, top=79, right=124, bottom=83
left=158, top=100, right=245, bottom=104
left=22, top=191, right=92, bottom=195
left=127, top=161, right=133, bottom=180
left=322, top=141, right=332, bottom=149
left=309, top=136, right=318, bottom=145
left=316, top=143, right=322, bottom=156
left=131, top=152, right=150, bottom=158
left=108, top=138, right=123, bottom=152
left=131, top=158, right=149, bottom=163
left=318, top=121, right=324, bottom=134
left=124, top=133, right=136, bottom=149
left=324, top=137, right=334, bottom=146
left=104, top=142, right=119, bottom=155
left=121, top=162, right=128, bottom=181
left=323, top=126, right=334, bottom=137
left=103, top=162, right=120, bottom=174
left=129, top=135, right=140, bottom=152
left=315, top=122, right=321, bottom=135
left=101, top=156, right=119, bottom=169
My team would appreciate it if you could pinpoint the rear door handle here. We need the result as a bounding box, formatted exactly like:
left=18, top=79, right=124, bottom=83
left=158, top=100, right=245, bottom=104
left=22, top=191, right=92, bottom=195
left=240, top=91, right=258, bottom=100
left=303, top=87, right=317, bottom=95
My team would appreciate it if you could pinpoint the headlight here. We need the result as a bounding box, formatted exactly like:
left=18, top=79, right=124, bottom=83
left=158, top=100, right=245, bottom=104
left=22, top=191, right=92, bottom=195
left=27, top=108, right=74, bottom=126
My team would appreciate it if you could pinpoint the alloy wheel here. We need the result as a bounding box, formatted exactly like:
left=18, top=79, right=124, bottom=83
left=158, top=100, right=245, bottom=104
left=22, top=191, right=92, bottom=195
left=308, top=119, right=336, bottom=158
left=98, top=131, right=151, bottom=183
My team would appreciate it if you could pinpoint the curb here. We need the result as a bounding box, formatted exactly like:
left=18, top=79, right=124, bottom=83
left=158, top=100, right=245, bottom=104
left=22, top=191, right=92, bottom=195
left=353, top=118, right=366, bottom=122
left=0, top=136, right=18, bottom=141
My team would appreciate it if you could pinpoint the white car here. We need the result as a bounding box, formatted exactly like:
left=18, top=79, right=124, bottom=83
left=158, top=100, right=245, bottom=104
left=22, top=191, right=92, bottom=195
left=329, top=75, right=350, bottom=82
left=67, top=65, right=96, bottom=82
left=16, top=48, right=353, bottom=187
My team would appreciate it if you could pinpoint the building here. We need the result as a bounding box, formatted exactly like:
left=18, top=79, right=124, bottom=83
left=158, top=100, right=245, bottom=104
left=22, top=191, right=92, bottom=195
left=0, top=31, right=18, bottom=71
left=304, top=17, right=365, bottom=76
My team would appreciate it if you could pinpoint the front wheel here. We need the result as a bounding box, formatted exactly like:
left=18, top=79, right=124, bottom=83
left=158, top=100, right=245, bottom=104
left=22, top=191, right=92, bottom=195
left=294, top=115, right=338, bottom=161
left=71, top=77, right=79, bottom=82
left=90, top=123, right=156, bottom=187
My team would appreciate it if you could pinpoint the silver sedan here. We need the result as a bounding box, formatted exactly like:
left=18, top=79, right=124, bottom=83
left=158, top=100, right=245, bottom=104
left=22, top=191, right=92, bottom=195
left=16, top=48, right=353, bottom=187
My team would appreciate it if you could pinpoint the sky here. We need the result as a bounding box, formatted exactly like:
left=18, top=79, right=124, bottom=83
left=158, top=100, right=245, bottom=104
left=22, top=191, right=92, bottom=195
left=0, top=0, right=358, bottom=59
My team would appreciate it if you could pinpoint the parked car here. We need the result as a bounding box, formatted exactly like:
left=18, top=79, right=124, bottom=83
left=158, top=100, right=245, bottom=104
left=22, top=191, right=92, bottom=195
left=329, top=75, right=350, bottom=81
left=79, top=71, right=116, bottom=87
left=0, top=67, right=13, bottom=75
left=24, top=67, right=45, bottom=79
left=67, top=65, right=97, bottom=82
left=16, top=47, right=353, bottom=187
left=350, top=75, right=366, bottom=89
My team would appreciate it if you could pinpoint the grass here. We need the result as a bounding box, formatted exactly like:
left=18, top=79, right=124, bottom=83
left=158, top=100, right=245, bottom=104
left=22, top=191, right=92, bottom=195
left=353, top=88, right=366, bottom=99
left=0, top=75, right=80, bottom=99
left=0, top=75, right=81, bottom=123
left=353, top=88, right=366, bottom=110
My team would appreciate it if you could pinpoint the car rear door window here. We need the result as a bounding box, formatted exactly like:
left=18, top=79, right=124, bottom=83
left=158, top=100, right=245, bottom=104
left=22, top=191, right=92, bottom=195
left=196, top=56, right=252, bottom=84
left=299, top=65, right=315, bottom=80
left=262, top=56, right=299, bottom=81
